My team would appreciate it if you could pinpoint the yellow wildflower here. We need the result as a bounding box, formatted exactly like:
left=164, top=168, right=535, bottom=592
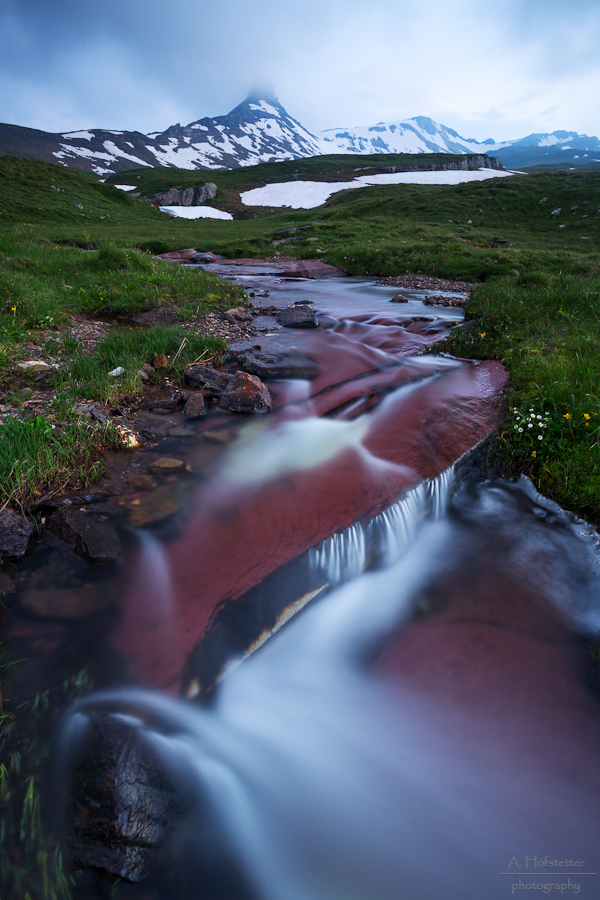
left=584, top=413, right=591, bottom=420
left=563, top=413, right=570, bottom=420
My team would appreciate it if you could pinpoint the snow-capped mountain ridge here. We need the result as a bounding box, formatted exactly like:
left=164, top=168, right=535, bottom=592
left=0, top=94, right=599, bottom=175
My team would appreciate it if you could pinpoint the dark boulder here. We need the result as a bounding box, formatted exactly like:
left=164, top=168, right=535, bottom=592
left=239, top=349, right=319, bottom=380
left=71, top=713, right=180, bottom=882
left=0, top=509, right=34, bottom=559
left=184, top=364, right=232, bottom=396
left=275, top=305, right=318, bottom=328
left=218, top=372, right=272, bottom=413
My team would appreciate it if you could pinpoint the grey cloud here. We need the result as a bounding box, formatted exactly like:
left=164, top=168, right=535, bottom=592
left=1, top=0, right=599, bottom=140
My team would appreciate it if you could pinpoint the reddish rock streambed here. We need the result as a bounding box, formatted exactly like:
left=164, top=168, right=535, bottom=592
left=3, top=262, right=600, bottom=900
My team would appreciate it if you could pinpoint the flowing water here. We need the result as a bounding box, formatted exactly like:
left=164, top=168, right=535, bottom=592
left=4, top=266, right=600, bottom=899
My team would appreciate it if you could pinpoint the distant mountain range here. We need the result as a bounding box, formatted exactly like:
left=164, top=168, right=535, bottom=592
left=1, top=93, right=599, bottom=175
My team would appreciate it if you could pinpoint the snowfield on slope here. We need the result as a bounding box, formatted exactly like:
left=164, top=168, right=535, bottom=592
left=240, top=168, right=519, bottom=209
left=159, top=206, right=233, bottom=220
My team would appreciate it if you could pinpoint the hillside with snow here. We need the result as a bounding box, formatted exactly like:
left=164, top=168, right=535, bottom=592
left=0, top=94, right=323, bottom=176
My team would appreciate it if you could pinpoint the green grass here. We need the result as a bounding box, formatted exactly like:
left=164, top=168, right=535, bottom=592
left=61, top=324, right=225, bottom=405
left=445, top=272, right=600, bottom=519
left=0, top=412, right=115, bottom=510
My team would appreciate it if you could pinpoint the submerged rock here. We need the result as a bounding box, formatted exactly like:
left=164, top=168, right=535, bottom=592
left=239, top=349, right=319, bottom=380
left=219, top=372, right=272, bottom=413
left=48, top=509, right=121, bottom=563
left=0, top=509, right=35, bottom=559
left=19, top=584, right=113, bottom=618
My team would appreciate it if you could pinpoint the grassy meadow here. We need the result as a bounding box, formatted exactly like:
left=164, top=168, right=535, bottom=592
left=1, top=152, right=600, bottom=517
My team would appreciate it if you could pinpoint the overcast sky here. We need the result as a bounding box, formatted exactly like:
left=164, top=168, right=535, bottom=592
left=1, top=0, right=599, bottom=141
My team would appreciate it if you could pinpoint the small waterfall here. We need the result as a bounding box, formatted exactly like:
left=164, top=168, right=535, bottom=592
left=308, top=521, right=366, bottom=585
left=310, top=465, right=455, bottom=583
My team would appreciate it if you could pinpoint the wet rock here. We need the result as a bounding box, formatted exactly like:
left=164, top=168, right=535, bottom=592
left=275, top=305, right=318, bottom=328
left=152, top=353, right=169, bottom=370
left=184, top=363, right=232, bottom=395
left=252, top=314, right=280, bottom=332
left=19, top=584, right=113, bottom=618
left=390, top=293, right=409, bottom=303
left=71, top=712, right=180, bottom=882
left=148, top=457, right=184, bottom=474
left=219, top=372, right=272, bottom=413
left=183, top=393, right=206, bottom=419
left=0, top=509, right=34, bottom=559
left=189, top=251, right=217, bottom=263
left=239, top=349, right=319, bottom=380
left=48, top=509, right=121, bottom=562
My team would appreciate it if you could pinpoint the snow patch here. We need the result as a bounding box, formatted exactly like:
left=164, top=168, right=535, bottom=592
left=240, top=168, right=518, bottom=210
left=113, top=184, right=137, bottom=191
left=62, top=131, right=95, bottom=140
left=159, top=206, right=233, bottom=220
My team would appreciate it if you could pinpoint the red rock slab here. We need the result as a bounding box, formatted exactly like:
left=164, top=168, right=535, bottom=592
left=375, top=539, right=600, bottom=813
left=113, top=360, right=508, bottom=692
left=330, top=318, right=447, bottom=357
left=204, top=258, right=346, bottom=279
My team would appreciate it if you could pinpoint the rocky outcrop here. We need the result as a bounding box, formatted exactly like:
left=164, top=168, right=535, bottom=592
left=151, top=183, right=217, bottom=207
left=218, top=372, right=272, bottom=413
